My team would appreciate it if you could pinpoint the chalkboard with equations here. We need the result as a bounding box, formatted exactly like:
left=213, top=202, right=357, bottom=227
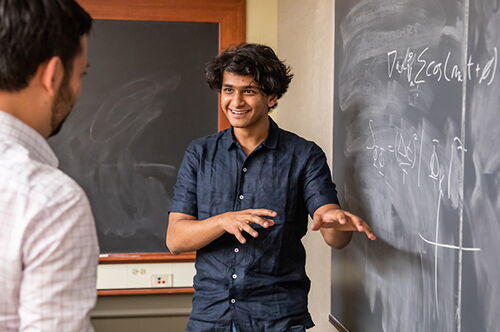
left=331, top=0, right=499, bottom=331
left=49, top=20, right=218, bottom=254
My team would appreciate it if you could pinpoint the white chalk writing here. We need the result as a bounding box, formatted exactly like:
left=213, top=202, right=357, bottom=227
left=387, top=47, right=498, bottom=87
left=366, top=119, right=481, bottom=325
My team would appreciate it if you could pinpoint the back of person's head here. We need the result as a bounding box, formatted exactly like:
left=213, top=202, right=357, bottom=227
left=205, top=43, right=293, bottom=109
left=0, top=0, right=92, bottom=92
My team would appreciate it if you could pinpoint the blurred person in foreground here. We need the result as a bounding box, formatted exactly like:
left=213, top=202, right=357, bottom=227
left=0, top=1, right=99, bottom=331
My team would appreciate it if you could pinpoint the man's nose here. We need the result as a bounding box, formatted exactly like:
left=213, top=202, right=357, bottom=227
left=230, top=92, right=245, bottom=108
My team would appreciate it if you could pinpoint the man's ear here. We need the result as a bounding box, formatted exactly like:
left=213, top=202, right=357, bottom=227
left=40, top=56, right=64, bottom=97
left=267, top=94, right=278, bottom=108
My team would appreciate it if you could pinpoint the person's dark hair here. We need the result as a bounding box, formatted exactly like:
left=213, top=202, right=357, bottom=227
left=0, top=0, right=92, bottom=92
left=205, top=43, right=293, bottom=110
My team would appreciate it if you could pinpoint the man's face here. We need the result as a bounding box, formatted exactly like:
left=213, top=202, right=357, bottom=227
left=220, top=71, right=276, bottom=130
left=50, top=36, right=88, bottom=137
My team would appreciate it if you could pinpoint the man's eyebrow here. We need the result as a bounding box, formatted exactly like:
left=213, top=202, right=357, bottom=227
left=221, top=83, right=259, bottom=89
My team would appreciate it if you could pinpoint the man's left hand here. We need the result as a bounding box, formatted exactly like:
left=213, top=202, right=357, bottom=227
left=311, top=207, right=376, bottom=240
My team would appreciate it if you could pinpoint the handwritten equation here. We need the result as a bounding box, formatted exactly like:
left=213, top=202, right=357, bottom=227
left=366, top=119, right=440, bottom=187
left=387, top=47, right=498, bottom=87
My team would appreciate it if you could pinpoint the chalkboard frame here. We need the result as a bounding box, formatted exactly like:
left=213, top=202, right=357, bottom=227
left=329, top=314, right=349, bottom=332
left=76, top=0, right=245, bottom=292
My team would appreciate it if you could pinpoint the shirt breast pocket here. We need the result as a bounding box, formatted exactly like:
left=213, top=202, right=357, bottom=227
left=257, top=176, right=296, bottom=225
left=207, top=191, right=234, bottom=216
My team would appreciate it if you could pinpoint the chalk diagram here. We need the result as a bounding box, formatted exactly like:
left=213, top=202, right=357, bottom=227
left=367, top=118, right=482, bottom=332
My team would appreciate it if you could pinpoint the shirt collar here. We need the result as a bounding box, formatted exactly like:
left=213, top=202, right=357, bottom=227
left=223, top=116, right=280, bottom=151
left=0, top=110, right=59, bottom=168
left=262, top=117, right=279, bottom=149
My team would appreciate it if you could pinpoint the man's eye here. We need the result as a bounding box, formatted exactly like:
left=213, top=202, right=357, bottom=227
left=244, top=89, right=255, bottom=94
left=223, top=88, right=233, bottom=93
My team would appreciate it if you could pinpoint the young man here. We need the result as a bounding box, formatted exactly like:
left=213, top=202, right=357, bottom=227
left=0, top=1, right=99, bottom=331
left=167, top=43, right=376, bottom=331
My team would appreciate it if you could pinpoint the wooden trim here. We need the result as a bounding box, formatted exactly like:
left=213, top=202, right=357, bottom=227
left=77, top=0, right=245, bottom=130
left=78, top=0, right=245, bottom=45
left=329, top=314, right=350, bottom=332
left=98, top=287, right=194, bottom=296
left=92, top=307, right=191, bottom=318
left=99, top=252, right=195, bottom=264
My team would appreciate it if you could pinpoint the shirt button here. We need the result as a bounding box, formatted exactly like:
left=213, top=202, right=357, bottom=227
left=234, top=248, right=239, bottom=253
left=232, top=274, right=238, bottom=279
left=239, top=195, right=244, bottom=200
left=230, top=298, right=236, bottom=304
left=242, top=167, right=247, bottom=172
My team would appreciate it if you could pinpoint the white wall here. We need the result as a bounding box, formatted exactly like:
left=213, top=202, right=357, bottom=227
left=246, top=0, right=278, bottom=50
left=277, top=0, right=337, bottom=331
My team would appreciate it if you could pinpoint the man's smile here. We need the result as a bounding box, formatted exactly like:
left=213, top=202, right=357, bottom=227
left=229, top=108, right=251, bottom=115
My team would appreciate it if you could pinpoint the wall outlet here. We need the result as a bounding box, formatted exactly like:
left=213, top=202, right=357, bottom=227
left=151, top=274, right=173, bottom=287
left=131, top=268, right=147, bottom=275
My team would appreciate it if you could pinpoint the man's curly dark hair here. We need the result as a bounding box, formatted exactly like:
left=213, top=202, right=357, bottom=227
left=205, top=43, right=293, bottom=110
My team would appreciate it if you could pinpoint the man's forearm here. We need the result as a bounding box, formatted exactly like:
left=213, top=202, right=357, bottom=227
left=167, top=209, right=277, bottom=254
left=166, top=214, right=225, bottom=254
left=320, top=228, right=353, bottom=249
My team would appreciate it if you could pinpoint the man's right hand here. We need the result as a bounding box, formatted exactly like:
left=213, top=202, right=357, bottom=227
left=167, top=209, right=277, bottom=254
left=216, top=209, right=277, bottom=244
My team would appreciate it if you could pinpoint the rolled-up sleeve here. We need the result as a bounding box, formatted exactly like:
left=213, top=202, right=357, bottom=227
left=303, top=143, right=340, bottom=217
left=169, top=142, right=199, bottom=216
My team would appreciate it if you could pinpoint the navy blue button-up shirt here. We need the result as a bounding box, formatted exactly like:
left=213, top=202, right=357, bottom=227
left=169, top=117, right=339, bottom=332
